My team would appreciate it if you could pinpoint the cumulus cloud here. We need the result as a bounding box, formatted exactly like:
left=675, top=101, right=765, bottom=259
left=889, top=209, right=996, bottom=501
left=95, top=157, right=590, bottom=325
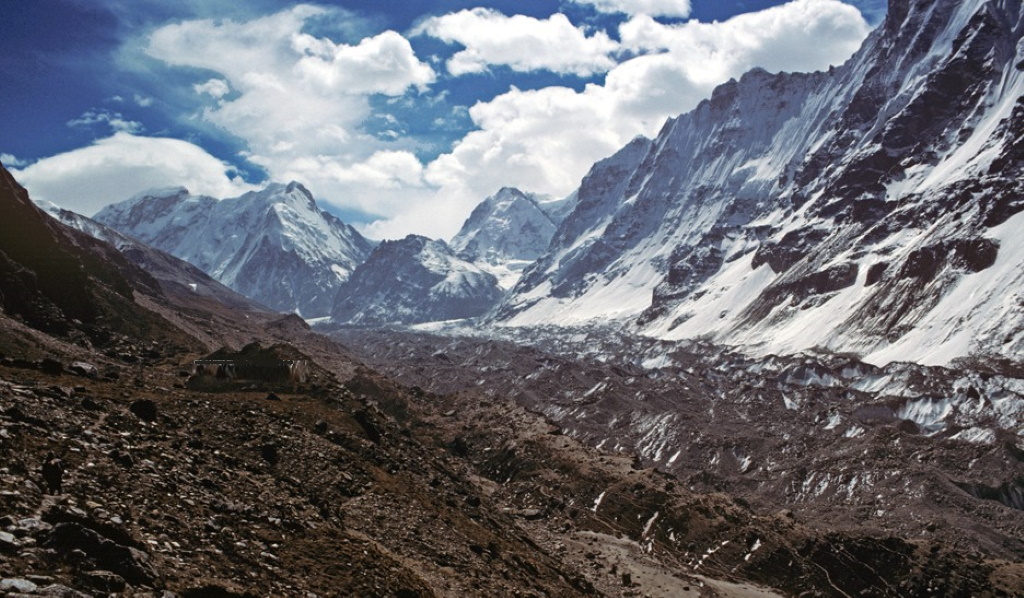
left=415, top=8, right=618, bottom=76
left=139, top=5, right=441, bottom=235
left=619, top=0, right=869, bottom=76
left=67, top=109, right=144, bottom=134
left=11, top=132, right=255, bottom=216
left=194, top=78, right=231, bottom=99
left=293, top=30, right=434, bottom=94
left=569, top=0, right=692, bottom=17
left=414, top=0, right=870, bottom=234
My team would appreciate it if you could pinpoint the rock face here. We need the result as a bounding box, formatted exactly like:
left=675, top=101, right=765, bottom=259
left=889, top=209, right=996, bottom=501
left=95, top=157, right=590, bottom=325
left=331, top=235, right=503, bottom=326
left=450, top=187, right=565, bottom=289
left=495, top=0, right=1024, bottom=365
left=94, top=182, right=373, bottom=318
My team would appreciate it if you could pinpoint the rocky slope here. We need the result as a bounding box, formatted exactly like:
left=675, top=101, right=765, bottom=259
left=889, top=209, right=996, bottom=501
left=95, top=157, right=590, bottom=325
left=94, top=183, right=374, bottom=318
left=37, top=201, right=267, bottom=314
left=495, top=0, right=1024, bottom=366
left=331, top=235, right=503, bottom=326
left=450, top=188, right=564, bottom=289
left=335, top=325, right=1024, bottom=597
left=0, top=164, right=186, bottom=352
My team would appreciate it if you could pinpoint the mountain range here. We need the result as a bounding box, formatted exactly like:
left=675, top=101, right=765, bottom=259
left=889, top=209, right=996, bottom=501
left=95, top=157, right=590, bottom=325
left=50, top=0, right=1024, bottom=368
left=4, top=0, right=1024, bottom=594
left=93, top=182, right=373, bottom=318
left=495, top=0, right=1024, bottom=366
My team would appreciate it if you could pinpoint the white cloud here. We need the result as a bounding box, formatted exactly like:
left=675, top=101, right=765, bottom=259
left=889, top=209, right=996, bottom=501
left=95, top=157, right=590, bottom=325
left=67, top=109, right=144, bottom=134
left=134, top=94, right=154, bottom=107
left=142, top=5, right=438, bottom=237
left=1, top=153, right=27, bottom=168
left=569, top=0, right=692, bottom=17
left=619, top=0, right=869, bottom=77
left=11, top=132, right=255, bottom=216
left=193, top=78, right=231, bottom=99
left=416, top=8, right=618, bottom=76
left=409, top=0, right=869, bottom=238
left=293, top=30, right=435, bottom=95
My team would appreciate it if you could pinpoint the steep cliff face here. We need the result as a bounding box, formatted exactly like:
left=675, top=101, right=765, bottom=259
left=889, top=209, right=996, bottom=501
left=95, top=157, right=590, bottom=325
left=496, top=0, right=1024, bottom=365
left=94, top=183, right=373, bottom=318
left=331, top=235, right=503, bottom=326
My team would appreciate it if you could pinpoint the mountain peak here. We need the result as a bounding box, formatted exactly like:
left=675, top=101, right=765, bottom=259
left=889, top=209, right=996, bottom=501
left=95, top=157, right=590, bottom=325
left=94, top=183, right=373, bottom=318
left=450, top=188, right=561, bottom=288
left=332, top=232, right=502, bottom=326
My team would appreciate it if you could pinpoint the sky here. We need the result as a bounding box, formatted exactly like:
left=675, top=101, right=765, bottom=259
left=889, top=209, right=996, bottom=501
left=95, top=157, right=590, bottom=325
left=0, top=0, right=885, bottom=240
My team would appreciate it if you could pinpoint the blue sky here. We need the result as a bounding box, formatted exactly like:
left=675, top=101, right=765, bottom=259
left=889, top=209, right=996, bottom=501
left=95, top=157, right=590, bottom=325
left=1, top=0, right=884, bottom=239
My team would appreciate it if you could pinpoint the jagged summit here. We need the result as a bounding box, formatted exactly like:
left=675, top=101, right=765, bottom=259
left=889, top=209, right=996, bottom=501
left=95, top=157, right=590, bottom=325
left=95, top=182, right=374, bottom=318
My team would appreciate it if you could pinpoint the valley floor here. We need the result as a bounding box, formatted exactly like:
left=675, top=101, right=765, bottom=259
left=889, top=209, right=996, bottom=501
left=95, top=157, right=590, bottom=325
left=1, top=317, right=1022, bottom=597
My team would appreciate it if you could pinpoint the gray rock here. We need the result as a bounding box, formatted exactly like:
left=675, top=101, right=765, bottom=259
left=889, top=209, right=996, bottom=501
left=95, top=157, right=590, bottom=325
left=44, top=522, right=157, bottom=585
left=36, top=585, right=93, bottom=598
left=0, top=578, right=38, bottom=593
left=0, top=530, right=19, bottom=551
left=68, top=361, right=98, bottom=378
left=82, top=570, right=126, bottom=592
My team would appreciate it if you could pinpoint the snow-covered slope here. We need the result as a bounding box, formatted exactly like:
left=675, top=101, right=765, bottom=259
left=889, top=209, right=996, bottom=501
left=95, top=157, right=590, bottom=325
left=495, top=0, right=1024, bottom=365
left=450, top=187, right=562, bottom=288
left=331, top=235, right=503, bottom=326
left=94, top=182, right=373, bottom=318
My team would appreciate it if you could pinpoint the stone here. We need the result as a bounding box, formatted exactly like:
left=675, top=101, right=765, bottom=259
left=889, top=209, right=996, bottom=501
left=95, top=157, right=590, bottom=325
left=0, top=530, right=19, bottom=551
left=35, top=585, right=93, bottom=598
left=81, top=570, right=126, bottom=592
left=130, top=399, right=159, bottom=422
left=68, top=361, right=98, bottom=378
left=80, top=397, right=103, bottom=411
left=0, top=578, right=38, bottom=593
left=44, top=522, right=156, bottom=585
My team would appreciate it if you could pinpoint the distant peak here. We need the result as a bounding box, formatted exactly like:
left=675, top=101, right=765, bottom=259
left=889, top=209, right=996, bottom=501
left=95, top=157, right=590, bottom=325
left=495, top=186, right=525, bottom=197
left=128, top=186, right=190, bottom=202
left=285, top=180, right=311, bottom=195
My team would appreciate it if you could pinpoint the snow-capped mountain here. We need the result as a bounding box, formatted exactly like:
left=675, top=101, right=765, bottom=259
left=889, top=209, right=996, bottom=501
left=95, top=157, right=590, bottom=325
left=94, top=182, right=374, bottom=318
left=449, top=187, right=564, bottom=288
left=495, top=0, right=1024, bottom=366
left=331, top=235, right=503, bottom=326
left=37, top=201, right=266, bottom=312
